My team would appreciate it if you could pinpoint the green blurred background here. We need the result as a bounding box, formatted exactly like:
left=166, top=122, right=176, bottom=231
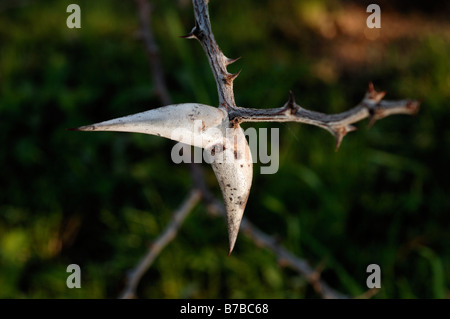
left=0, top=0, right=449, bottom=298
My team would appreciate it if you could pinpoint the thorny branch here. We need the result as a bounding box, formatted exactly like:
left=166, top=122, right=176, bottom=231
left=119, top=190, right=201, bottom=299
left=120, top=0, right=350, bottom=299
left=184, top=0, right=240, bottom=109
left=230, top=86, right=419, bottom=149
left=189, top=0, right=419, bottom=150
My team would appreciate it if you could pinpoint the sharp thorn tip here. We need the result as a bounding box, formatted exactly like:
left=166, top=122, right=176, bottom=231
left=335, top=142, right=341, bottom=152
left=179, top=33, right=196, bottom=39
left=226, top=70, right=241, bottom=82
left=226, top=56, right=241, bottom=65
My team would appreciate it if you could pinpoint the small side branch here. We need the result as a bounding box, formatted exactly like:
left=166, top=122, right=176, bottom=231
left=135, top=0, right=172, bottom=105
left=186, top=0, right=419, bottom=149
left=230, top=84, right=419, bottom=150
left=119, top=190, right=201, bottom=299
left=239, top=218, right=348, bottom=299
left=184, top=0, right=240, bottom=109
left=122, top=0, right=417, bottom=300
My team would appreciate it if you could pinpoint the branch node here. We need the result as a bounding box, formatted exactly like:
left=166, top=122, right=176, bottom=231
left=224, top=70, right=241, bottom=84
left=286, top=90, right=297, bottom=115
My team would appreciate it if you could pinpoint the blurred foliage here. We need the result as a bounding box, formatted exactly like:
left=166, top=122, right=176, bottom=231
left=0, top=0, right=449, bottom=298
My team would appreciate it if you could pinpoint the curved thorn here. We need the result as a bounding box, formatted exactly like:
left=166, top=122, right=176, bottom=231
left=208, top=127, right=253, bottom=254
left=225, top=56, right=241, bottom=66
left=227, top=69, right=241, bottom=82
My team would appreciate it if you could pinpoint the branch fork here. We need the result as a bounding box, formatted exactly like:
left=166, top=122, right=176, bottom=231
left=73, top=0, right=420, bottom=256
left=93, top=0, right=422, bottom=299
left=182, top=0, right=419, bottom=248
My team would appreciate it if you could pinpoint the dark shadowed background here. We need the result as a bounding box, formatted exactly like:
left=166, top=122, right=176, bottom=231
left=0, top=0, right=449, bottom=298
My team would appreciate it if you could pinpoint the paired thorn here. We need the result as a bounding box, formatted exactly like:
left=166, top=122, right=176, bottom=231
left=223, top=57, right=242, bottom=86
left=179, top=32, right=197, bottom=40
left=335, top=135, right=344, bottom=152
left=367, top=115, right=378, bottom=128
left=224, top=70, right=241, bottom=84
left=231, top=116, right=242, bottom=128
left=334, top=125, right=357, bottom=151
left=281, top=90, right=297, bottom=115
left=225, top=56, right=241, bottom=66
left=405, top=100, right=421, bottom=115
left=367, top=99, right=420, bottom=128
left=365, top=82, right=386, bottom=127
left=365, top=83, right=420, bottom=128
left=180, top=26, right=197, bottom=39
left=367, top=82, right=386, bottom=102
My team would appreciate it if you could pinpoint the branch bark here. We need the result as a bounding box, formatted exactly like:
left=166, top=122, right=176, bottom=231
left=188, top=0, right=420, bottom=150
left=230, top=85, right=419, bottom=149
left=120, top=190, right=201, bottom=299
left=119, top=0, right=350, bottom=299
left=184, top=0, right=240, bottom=109
left=117, top=0, right=420, bottom=299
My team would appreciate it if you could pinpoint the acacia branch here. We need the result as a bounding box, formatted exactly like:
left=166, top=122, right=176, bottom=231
left=231, top=84, right=420, bottom=149
left=189, top=0, right=419, bottom=149
left=184, top=0, right=240, bottom=109
left=120, top=0, right=409, bottom=299
left=120, top=190, right=201, bottom=299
